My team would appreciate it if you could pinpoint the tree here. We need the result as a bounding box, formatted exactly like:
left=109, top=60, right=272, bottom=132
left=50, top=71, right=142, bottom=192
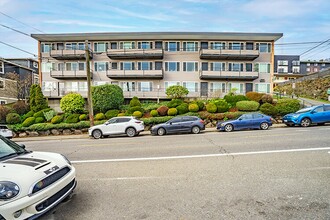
left=92, top=84, right=124, bottom=113
left=29, top=84, right=48, bottom=112
left=165, top=85, right=189, bottom=99
left=60, top=93, right=85, bottom=113
left=5, top=72, right=32, bottom=100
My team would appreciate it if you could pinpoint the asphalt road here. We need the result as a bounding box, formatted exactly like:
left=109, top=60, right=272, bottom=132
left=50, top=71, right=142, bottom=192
left=19, top=126, right=330, bottom=220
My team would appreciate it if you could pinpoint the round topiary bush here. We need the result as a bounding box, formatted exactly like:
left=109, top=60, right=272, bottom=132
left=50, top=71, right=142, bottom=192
left=236, top=101, right=260, bottom=111
left=6, top=113, right=21, bottom=124
left=260, top=103, right=278, bottom=117
left=92, top=84, right=124, bottom=113
left=22, top=117, right=35, bottom=127
left=276, top=99, right=301, bottom=116
left=206, top=103, right=217, bottom=113
left=51, top=115, right=63, bottom=124
left=246, top=92, right=264, bottom=102
left=132, top=111, right=143, bottom=118
left=105, top=110, right=120, bottom=119
left=261, top=94, right=273, bottom=104
left=95, top=113, right=105, bottom=121
left=157, top=106, right=169, bottom=116
left=127, top=106, right=144, bottom=115
left=117, top=113, right=126, bottom=116
left=167, top=99, right=184, bottom=108
left=35, top=117, right=45, bottom=124
left=22, top=110, right=34, bottom=121
left=224, top=94, right=247, bottom=107
left=60, top=92, right=85, bottom=113
left=167, top=108, right=178, bottom=116
left=79, top=114, right=88, bottom=121
left=214, top=100, right=230, bottom=113
left=195, top=101, right=205, bottom=111
left=176, top=103, right=189, bottom=115
left=188, top=103, right=199, bottom=112
left=129, top=96, right=141, bottom=107
left=64, top=114, right=80, bottom=123
left=150, top=109, right=159, bottom=117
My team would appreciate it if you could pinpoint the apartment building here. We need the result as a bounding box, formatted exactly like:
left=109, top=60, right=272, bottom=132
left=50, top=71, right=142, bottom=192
left=31, top=32, right=282, bottom=109
left=300, top=60, right=330, bottom=75
left=273, top=55, right=303, bottom=86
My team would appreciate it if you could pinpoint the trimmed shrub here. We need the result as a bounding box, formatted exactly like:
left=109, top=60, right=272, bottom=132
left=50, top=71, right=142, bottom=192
left=157, top=106, right=169, bottom=116
left=214, top=100, right=230, bottom=113
left=6, top=113, right=21, bottom=124
left=150, top=110, right=159, bottom=117
left=22, top=117, right=35, bottom=127
left=260, top=103, right=278, bottom=117
left=117, top=113, right=126, bottom=116
left=193, top=100, right=205, bottom=111
left=64, top=114, right=80, bottom=123
left=60, top=93, right=85, bottom=113
left=105, top=110, right=120, bottom=119
left=176, top=103, right=189, bottom=115
left=127, top=106, right=144, bottom=115
left=236, top=101, right=260, bottom=111
left=79, top=114, right=88, bottom=121
left=132, top=111, right=143, bottom=118
left=51, top=115, right=63, bottom=124
left=246, top=92, right=264, bottom=103
left=141, top=116, right=174, bottom=126
left=129, top=96, right=141, bottom=107
left=22, top=110, right=34, bottom=121
left=276, top=99, right=301, bottom=116
left=35, top=117, right=45, bottom=124
left=224, top=94, right=247, bottom=107
left=166, top=85, right=189, bottom=99
left=141, top=102, right=161, bottom=111
left=29, top=84, right=48, bottom=112
left=261, top=94, right=273, bottom=104
left=188, top=103, right=199, bottom=112
left=206, top=103, right=217, bottom=113
left=92, top=84, right=124, bottom=113
left=12, top=101, right=29, bottom=115
left=167, top=99, right=184, bottom=108
left=95, top=113, right=105, bottom=121
left=167, top=108, right=178, bottom=116
left=33, top=108, right=52, bottom=118
left=43, top=110, right=55, bottom=122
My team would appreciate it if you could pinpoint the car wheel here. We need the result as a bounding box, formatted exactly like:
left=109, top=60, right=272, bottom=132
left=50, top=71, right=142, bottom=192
left=260, top=122, right=269, bottom=130
left=191, top=126, right=201, bottom=134
left=92, top=129, right=102, bottom=139
left=300, top=118, right=311, bottom=127
left=224, top=124, right=233, bottom=132
left=126, top=127, right=136, bottom=137
left=157, top=128, right=166, bottom=136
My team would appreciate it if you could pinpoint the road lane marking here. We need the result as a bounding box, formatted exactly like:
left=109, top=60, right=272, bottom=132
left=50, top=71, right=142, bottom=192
left=71, top=147, right=330, bottom=164
left=306, top=167, right=330, bottom=171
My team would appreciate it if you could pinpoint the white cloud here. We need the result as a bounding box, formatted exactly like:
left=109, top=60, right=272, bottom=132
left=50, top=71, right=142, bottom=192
left=43, top=20, right=134, bottom=29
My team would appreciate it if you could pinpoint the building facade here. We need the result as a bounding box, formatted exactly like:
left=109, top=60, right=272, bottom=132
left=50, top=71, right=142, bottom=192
left=300, top=60, right=330, bottom=75
left=31, top=32, right=282, bottom=109
left=0, top=77, right=18, bottom=104
left=273, top=55, right=302, bottom=85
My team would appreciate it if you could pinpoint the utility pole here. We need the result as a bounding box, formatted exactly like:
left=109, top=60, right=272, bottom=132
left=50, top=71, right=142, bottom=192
left=85, top=40, right=94, bottom=127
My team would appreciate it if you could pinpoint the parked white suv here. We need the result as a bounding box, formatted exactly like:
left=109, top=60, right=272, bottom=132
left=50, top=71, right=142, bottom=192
left=88, top=116, right=144, bottom=139
left=0, top=124, right=13, bottom=139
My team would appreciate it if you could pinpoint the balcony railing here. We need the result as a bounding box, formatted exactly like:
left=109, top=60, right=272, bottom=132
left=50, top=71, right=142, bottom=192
left=107, top=48, right=163, bottom=59
left=200, top=47, right=259, bottom=60
left=42, top=89, right=87, bottom=98
left=49, top=49, right=92, bottom=60
left=106, top=69, right=164, bottom=79
left=50, top=70, right=90, bottom=79
left=199, top=70, right=259, bottom=80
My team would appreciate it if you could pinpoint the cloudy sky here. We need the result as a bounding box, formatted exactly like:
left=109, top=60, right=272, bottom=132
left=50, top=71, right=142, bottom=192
left=0, top=0, right=329, bottom=60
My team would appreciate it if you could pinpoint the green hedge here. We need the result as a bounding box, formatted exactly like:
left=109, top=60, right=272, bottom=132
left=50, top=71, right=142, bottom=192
left=127, top=106, right=144, bottom=115
left=6, top=113, right=21, bottom=124
left=236, top=101, right=260, bottom=111
left=150, top=110, right=159, bottom=117
left=224, top=94, right=247, bottom=106
left=22, top=110, right=34, bottom=121
left=79, top=114, right=88, bottom=121
left=129, top=96, right=141, bottom=107
left=167, top=99, right=184, bottom=108
left=141, top=116, right=174, bottom=126
left=176, top=103, right=189, bottom=115
left=276, top=99, right=301, bottom=116
left=95, top=113, right=105, bottom=120
left=105, top=110, right=120, bottom=119
left=64, top=114, right=80, bottom=123
left=132, top=111, right=143, bottom=118
left=35, top=117, right=45, bottom=124
left=206, top=103, right=217, bottom=113
left=260, top=103, right=278, bottom=117
left=22, top=117, right=35, bottom=127
left=51, top=115, right=63, bottom=124
left=167, top=108, right=178, bottom=116
left=188, top=103, right=199, bottom=112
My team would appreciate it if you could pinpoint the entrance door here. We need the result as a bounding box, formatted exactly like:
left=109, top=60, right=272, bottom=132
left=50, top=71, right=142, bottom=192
left=200, top=82, right=208, bottom=97
left=246, top=83, right=253, bottom=93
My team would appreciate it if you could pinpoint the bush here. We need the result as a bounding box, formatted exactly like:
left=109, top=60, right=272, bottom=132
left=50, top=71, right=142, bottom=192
left=166, top=85, right=189, bottom=99
left=127, top=106, right=144, bottom=115
left=188, top=103, right=199, bottom=112
left=35, top=117, right=45, bottom=124
left=176, top=103, right=189, bottom=115
left=51, top=115, right=63, bottom=124
left=224, top=94, right=247, bottom=107
left=79, top=114, right=88, bottom=121
left=260, top=103, right=278, bottom=117
left=236, top=101, right=260, bottom=111
left=22, top=117, right=35, bottom=127
left=95, top=113, right=105, bottom=121
left=60, top=93, right=85, bottom=113
left=0, top=105, right=11, bottom=123
left=167, top=99, right=184, bottom=108
left=117, top=113, right=125, bottom=116
left=92, top=84, right=124, bottom=113
left=64, top=114, right=80, bottom=123
left=12, top=101, right=29, bottom=115
left=157, top=106, right=169, bottom=116
left=22, top=110, right=34, bottom=121
left=129, top=96, right=141, bottom=107
left=191, top=100, right=204, bottom=111
left=105, top=110, right=119, bottom=119
left=206, top=103, right=217, bottom=113
left=132, top=111, right=143, bottom=118
left=167, top=108, right=178, bottom=116
left=150, top=110, right=159, bottom=117
left=246, top=92, right=265, bottom=103
left=29, top=84, right=48, bottom=112
left=214, top=100, right=230, bottom=113
left=141, top=116, right=174, bottom=126
left=6, top=113, right=21, bottom=124
left=141, top=102, right=161, bottom=111
left=276, top=99, right=301, bottom=116
left=261, top=94, right=273, bottom=104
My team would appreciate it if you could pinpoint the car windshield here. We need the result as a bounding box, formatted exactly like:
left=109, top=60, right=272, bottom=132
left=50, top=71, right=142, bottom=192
left=296, top=107, right=313, bottom=114
left=0, top=136, right=27, bottom=160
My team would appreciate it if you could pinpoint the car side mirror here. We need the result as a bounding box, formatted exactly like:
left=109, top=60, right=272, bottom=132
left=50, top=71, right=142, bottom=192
left=19, top=144, right=26, bottom=149
left=169, top=122, right=172, bottom=125
left=239, top=118, right=243, bottom=121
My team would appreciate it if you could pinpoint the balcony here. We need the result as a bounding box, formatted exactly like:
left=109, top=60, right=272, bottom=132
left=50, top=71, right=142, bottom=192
left=199, top=70, right=259, bottom=80
left=107, top=49, right=163, bottom=59
left=50, top=70, right=90, bottom=79
left=50, top=49, right=92, bottom=60
left=42, top=89, right=87, bottom=98
left=107, top=69, right=164, bottom=79
left=200, top=48, right=259, bottom=61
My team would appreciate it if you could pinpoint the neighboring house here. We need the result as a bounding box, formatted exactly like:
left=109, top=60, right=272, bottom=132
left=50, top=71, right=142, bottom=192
left=31, top=32, right=282, bottom=109
left=300, top=60, right=330, bottom=75
left=273, top=55, right=304, bottom=86
left=0, top=77, right=18, bottom=104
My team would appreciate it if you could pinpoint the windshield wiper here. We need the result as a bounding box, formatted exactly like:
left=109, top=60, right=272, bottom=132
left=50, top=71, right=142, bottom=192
left=0, top=151, right=26, bottom=160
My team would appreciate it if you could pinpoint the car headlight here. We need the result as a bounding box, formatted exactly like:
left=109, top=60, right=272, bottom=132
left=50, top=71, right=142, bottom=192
left=0, top=181, right=20, bottom=200
left=220, top=123, right=224, bottom=127
left=61, top=154, right=72, bottom=165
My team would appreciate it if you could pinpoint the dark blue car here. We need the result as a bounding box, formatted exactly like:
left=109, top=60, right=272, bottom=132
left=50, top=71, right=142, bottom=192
left=282, top=104, right=330, bottom=127
left=151, top=116, right=205, bottom=136
left=217, top=113, right=272, bottom=132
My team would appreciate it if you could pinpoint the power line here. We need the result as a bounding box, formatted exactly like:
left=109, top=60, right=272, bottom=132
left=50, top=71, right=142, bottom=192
left=0, top=23, right=30, bottom=37
left=0, top=40, right=37, bottom=57
left=300, top=38, right=330, bottom=56
left=275, top=41, right=324, bottom=45
left=0, top=11, right=44, bottom=33
left=305, top=43, right=330, bottom=59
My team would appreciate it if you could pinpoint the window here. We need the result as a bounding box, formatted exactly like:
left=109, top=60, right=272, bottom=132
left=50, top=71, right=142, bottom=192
left=229, top=42, right=243, bottom=50
left=210, top=82, right=226, bottom=93
left=307, top=63, right=310, bottom=66
left=246, top=63, right=253, bottom=72
left=246, top=42, right=254, bottom=50
left=314, top=68, right=318, bottom=72
left=66, top=43, right=78, bottom=50
left=255, top=83, right=270, bottom=93
left=210, top=42, right=225, bottom=50
left=182, top=82, right=198, bottom=92
left=228, top=63, right=243, bottom=72
left=306, top=67, right=310, bottom=72
left=278, top=60, right=288, bottom=65
left=321, top=63, right=326, bottom=67
left=138, top=62, right=152, bottom=70
left=313, top=106, right=324, bottom=113
left=41, top=62, right=53, bottom=72
left=138, top=82, right=152, bottom=92
left=78, top=62, right=85, bottom=71
left=42, top=81, right=57, bottom=91
left=138, top=42, right=152, bottom=49
left=65, top=62, right=78, bottom=71
left=257, top=43, right=271, bottom=53
left=94, top=81, right=107, bottom=86
left=278, top=67, right=287, bottom=73
left=292, top=67, right=300, bottom=73
left=254, top=63, right=270, bottom=73
left=120, top=82, right=136, bottom=91
left=120, top=42, right=135, bottom=49
left=155, top=41, right=163, bottom=49
left=211, top=62, right=225, bottom=71
left=314, top=63, right=318, bottom=66
left=165, top=42, right=180, bottom=51
left=0, top=62, right=3, bottom=74
left=183, top=62, right=198, bottom=72
left=292, top=61, right=300, bottom=66
left=0, top=80, right=4, bottom=89
left=183, top=42, right=198, bottom=51
left=94, top=62, right=108, bottom=71
left=94, top=42, right=107, bottom=52
left=121, top=62, right=135, bottom=70
left=164, top=81, right=180, bottom=89
left=110, top=42, right=118, bottom=49
left=41, top=43, right=51, bottom=52
left=228, top=83, right=244, bottom=93
left=165, top=62, right=180, bottom=71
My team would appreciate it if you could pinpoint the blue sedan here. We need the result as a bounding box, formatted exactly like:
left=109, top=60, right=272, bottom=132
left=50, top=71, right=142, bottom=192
left=217, top=113, right=272, bottom=132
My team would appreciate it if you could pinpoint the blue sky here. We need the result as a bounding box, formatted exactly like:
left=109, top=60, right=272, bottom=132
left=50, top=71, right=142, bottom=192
left=0, top=0, right=330, bottom=60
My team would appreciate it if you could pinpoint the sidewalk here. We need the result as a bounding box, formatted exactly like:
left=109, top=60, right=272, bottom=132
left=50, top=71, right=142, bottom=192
left=297, top=97, right=329, bottom=107
left=12, top=123, right=287, bottom=142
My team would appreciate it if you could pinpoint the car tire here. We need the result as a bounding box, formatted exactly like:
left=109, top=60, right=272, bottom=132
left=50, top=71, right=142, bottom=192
left=126, top=127, right=136, bottom=137
left=157, top=128, right=166, bottom=136
left=191, top=126, right=200, bottom=134
left=260, top=122, right=269, bottom=130
left=92, top=129, right=102, bottom=139
left=300, top=118, right=311, bottom=127
left=224, top=124, right=234, bottom=132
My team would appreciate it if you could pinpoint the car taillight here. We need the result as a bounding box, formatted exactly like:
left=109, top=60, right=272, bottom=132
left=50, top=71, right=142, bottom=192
left=135, top=121, right=141, bottom=124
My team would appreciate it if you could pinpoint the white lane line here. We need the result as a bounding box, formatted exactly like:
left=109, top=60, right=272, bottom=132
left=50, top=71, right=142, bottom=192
left=72, top=147, right=330, bottom=164
left=306, top=167, right=330, bottom=171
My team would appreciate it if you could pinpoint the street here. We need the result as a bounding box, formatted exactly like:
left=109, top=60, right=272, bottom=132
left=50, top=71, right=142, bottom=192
left=18, top=126, right=330, bottom=220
